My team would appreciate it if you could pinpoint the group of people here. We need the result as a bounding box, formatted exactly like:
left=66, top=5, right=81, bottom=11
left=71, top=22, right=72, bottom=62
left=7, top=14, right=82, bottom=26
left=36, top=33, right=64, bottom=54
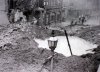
left=71, top=15, right=87, bottom=25
left=9, top=8, right=26, bottom=23
left=8, top=8, right=37, bottom=24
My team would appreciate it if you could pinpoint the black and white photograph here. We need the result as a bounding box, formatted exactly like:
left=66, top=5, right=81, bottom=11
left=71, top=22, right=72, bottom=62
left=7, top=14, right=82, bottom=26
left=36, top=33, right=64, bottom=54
left=0, top=0, right=100, bottom=72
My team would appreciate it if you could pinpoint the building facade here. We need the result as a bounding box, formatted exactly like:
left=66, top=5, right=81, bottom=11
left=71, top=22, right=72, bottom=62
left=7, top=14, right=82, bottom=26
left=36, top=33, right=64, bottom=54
left=43, top=0, right=65, bottom=25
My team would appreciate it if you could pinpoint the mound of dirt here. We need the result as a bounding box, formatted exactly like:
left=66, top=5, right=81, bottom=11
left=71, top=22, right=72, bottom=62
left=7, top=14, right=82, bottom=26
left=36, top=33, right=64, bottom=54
left=0, top=22, right=99, bottom=72
left=77, top=26, right=100, bottom=45
left=0, top=22, right=52, bottom=50
left=0, top=47, right=93, bottom=72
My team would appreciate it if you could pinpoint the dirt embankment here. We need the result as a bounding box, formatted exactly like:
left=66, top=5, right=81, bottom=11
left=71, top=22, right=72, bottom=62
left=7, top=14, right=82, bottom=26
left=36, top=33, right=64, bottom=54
left=0, top=22, right=99, bottom=72
left=75, top=25, right=100, bottom=72
left=0, top=47, right=95, bottom=72
left=51, top=24, right=100, bottom=72
left=77, top=25, right=100, bottom=45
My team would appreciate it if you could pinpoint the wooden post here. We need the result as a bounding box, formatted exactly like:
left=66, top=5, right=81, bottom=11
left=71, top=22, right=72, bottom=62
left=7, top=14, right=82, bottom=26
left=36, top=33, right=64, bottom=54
left=50, top=51, right=54, bottom=72
left=64, top=30, right=73, bottom=56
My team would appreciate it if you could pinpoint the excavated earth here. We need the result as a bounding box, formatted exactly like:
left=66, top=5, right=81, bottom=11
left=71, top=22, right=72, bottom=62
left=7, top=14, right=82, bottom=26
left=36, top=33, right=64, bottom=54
left=0, top=22, right=99, bottom=72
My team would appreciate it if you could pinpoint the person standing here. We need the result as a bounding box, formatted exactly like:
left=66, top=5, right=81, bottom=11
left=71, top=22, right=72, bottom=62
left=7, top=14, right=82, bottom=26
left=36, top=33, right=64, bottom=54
left=9, top=9, right=15, bottom=23
left=81, top=15, right=85, bottom=25
left=14, top=8, right=26, bottom=23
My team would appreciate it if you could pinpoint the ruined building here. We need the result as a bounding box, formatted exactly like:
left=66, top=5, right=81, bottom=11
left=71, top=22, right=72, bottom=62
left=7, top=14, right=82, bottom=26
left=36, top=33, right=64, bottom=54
left=6, top=0, right=65, bottom=25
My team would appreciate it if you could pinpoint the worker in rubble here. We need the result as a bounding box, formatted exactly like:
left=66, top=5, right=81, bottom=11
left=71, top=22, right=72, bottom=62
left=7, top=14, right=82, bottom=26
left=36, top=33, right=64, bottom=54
left=81, top=15, right=86, bottom=24
left=71, top=19, right=74, bottom=25
left=78, top=15, right=82, bottom=24
left=9, top=9, right=15, bottom=23
left=31, top=17, right=37, bottom=24
left=14, top=8, right=26, bottom=23
left=79, top=15, right=86, bottom=25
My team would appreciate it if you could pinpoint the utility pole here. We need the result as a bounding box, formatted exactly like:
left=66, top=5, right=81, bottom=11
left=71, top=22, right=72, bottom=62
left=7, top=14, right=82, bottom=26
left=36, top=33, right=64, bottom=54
left=64, top=30, right=73, bottom=56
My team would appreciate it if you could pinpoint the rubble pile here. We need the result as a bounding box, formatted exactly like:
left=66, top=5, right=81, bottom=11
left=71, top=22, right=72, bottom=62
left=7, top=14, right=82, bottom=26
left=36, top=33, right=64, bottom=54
left=0, top=47, right=93, bottom=72
left=0, top=22, right=99, bottom=72
left=78, top=25, right=100, bottom=44
left=0, top=22, right=51, bottom=50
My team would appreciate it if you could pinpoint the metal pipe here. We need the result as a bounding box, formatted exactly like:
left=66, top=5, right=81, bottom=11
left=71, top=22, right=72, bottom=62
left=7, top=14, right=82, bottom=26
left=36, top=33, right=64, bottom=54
left=64, top=30, right=73, bottom=55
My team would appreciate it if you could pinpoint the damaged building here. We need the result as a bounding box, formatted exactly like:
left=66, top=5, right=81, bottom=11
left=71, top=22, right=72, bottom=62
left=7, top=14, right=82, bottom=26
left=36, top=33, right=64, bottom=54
left=5, top=0, right=65, bottom=25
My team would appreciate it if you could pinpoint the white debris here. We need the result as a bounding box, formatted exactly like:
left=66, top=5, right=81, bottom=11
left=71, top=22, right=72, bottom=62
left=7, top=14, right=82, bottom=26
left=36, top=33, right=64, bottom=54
left=35, top=36, right=97, bottom=57
left=48, top=37, right=58, bottom=41
left=97, top=65, right=100, bottom=72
